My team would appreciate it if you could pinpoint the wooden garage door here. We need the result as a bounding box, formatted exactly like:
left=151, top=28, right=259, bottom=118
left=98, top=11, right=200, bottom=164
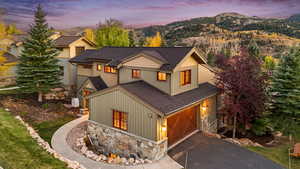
left=167, top=106, right=197, bottom=146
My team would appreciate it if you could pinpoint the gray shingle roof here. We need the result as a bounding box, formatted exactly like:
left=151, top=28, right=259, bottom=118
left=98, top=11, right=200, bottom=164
left=120, top=81, right=219, bottom=115
left=88, top=76, right=108, bottom=91
left=70, top=47, right=194, bottom=70
left=53, top=36, right=81, bottom=47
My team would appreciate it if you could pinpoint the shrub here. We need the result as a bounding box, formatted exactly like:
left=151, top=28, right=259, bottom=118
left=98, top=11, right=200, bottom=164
left=251, top=117, right=273, bottom=136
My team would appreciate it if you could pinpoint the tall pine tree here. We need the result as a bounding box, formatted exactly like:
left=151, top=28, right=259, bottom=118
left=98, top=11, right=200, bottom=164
left=16, top=4, right=61, bottom=102
left=268, top=49, right=300, bottom=134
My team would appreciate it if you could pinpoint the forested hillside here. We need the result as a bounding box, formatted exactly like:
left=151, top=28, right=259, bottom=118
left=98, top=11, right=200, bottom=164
left=136, top=12, right=300, bottom=57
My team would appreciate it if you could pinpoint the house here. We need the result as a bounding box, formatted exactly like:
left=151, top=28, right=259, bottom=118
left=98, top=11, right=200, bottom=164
left=0, top=51, right=18, bottom=87
left=69, top=47, right=220, bottom=160
left=8, top=33, right=96, bottom=89
left=9, top=32, right=60, bottom=57
left=53, top=35, right=96, bottom=88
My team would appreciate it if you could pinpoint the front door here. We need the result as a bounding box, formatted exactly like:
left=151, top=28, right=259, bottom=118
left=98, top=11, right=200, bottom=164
left=82, top=89, right=91, bottom=109
left=167, top=106, right=197, bottom=146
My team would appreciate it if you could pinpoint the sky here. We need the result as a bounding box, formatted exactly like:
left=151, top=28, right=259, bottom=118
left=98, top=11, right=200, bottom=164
left=0, top=0, right=300, bottom=30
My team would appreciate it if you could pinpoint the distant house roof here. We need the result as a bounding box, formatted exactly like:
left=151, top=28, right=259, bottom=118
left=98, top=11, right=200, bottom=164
left=53, top=36, right=82, bottom=47
left=1, top=52, right=18, bottom=63
left=70, top=47, right=204, bottom=71
left=88, top=76, right=108, bottom=91
left=53, top=35, right=95, bottom=48
left=120, top=81, right=219, bottom=115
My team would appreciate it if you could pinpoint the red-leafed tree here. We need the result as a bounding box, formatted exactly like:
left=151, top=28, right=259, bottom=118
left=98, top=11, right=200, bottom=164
left=215, top=50, right=267, bottom=138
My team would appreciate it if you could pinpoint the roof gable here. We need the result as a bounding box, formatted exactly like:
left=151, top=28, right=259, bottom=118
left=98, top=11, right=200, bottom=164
left=79, top=76, right=108, bottom=91
left=87, top=85, right=164, bottom=116
left=173, top=48, right=207, bottom=71
left=122, top=53, right=163, bottom=69
left=54, top=36, right=95, bottom=48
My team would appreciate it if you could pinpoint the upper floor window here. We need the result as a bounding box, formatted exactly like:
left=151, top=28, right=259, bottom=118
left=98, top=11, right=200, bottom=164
left=132, top=69, right=141, bottom=79
left=75, top=46, right=85, bottom=56
left=96, top=64, right=102, bottom=71
left=113, top=110, right=128, bottom=131
left=104, top=66, right=117, bottom=73
left=180, top=70, right=191, bottom=86
left=157, top=72, right=167, bottom=81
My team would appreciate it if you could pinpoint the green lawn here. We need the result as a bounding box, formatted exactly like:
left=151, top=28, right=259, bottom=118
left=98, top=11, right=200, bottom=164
left=0, top=109, right=68, bottom=169
left=33, top=116, right=75, bottom=144
left=247, top=127, right=300, bottom=169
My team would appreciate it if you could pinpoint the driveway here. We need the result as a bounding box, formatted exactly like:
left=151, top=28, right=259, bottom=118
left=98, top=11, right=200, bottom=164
left=168, top=132, right=285, bottom=169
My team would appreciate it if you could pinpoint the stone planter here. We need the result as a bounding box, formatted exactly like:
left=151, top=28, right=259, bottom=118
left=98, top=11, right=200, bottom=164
left=87, top=120, right=167, bottom=161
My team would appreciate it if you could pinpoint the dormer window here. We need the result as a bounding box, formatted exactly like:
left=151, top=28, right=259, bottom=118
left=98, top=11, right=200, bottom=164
left=180, top=70, right=191, bottom=86
left=132, top=69, right=141, bottom=79
left=157, top=72, right=167, bottom=81
left=104, top=66, right=117, bottom=73
left=96, top=64, right=102, bottom=71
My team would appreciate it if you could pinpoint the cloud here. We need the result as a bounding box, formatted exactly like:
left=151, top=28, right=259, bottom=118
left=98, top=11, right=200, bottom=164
left=2, top=0, right=300, bottom=29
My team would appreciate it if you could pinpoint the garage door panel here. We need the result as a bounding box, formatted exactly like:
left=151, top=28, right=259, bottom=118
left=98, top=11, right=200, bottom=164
left=167, top=106, right=197, bottom=146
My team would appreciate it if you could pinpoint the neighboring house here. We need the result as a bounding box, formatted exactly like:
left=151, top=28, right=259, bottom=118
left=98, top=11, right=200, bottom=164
left=0, top=52, right=18, bottom=87
left=0, top=38, right=14, bottom=48
left=53, top=35, right=96, bottom=88
left=70, top=47, right=220, bottom=161
left=0, top=51, right=18, bottom=77
left=8, top=33, right=96, bottom=88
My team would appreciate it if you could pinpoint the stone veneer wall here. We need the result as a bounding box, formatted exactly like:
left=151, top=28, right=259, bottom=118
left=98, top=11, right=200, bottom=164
left=87, top=120, right=167, bottom=161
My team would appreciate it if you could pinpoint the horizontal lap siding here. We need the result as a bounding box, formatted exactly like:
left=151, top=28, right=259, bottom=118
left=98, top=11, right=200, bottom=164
left=90, top=89, right=158, bottom=141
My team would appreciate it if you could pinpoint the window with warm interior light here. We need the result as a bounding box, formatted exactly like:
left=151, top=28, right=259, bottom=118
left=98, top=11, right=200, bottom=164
left=113, top=110, right=128, bottom=131
left=104, top=66, right=117, bottom=73
left=157, top=72, right=167, bottom=81
left=132, top=69, right=141, bottom=78
left=96, top=64, right=102, bottom=71
left=180, top=70, right=191, bottom=86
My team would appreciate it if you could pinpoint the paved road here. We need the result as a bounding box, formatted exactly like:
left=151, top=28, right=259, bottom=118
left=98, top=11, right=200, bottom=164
left=168, top=132, right=286, bottom=169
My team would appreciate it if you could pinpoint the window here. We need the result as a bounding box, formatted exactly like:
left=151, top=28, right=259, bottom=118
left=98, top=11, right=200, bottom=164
left=180, top=70, right=191, bottom=86
left=157, top=72, right=167, bottom=81
left=96, top=64, right=102, bottom=71
left=104, top=66, right=117, bottom=73
left=113, top=110, right=128, bottom=131
left=132, top=69, right=141, bottom=78
left=75, top=46, right=85, bottom=56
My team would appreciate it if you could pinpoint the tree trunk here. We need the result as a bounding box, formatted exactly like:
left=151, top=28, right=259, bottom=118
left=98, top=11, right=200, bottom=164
left=38, top=91, right=43, bottom=102
left=233, top=113, right=237, bottom=138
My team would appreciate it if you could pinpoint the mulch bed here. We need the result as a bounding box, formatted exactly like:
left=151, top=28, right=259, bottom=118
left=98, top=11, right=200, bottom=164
left=0, top=95, right=77, bottom=124
left=219, top=128, right=287, bottom=147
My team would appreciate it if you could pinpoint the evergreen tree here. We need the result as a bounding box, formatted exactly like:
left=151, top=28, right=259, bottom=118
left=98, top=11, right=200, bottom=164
left=248, top=39, right=260, bottom=58
left=128, top=30, right=136, bottom=47
left=16, top=4, right=61, bottom=102
left=268, top=49, right=300, bottom=134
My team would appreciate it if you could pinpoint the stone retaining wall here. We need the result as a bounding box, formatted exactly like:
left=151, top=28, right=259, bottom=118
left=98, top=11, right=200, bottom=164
left=87, top=121, right=167, bottom=161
